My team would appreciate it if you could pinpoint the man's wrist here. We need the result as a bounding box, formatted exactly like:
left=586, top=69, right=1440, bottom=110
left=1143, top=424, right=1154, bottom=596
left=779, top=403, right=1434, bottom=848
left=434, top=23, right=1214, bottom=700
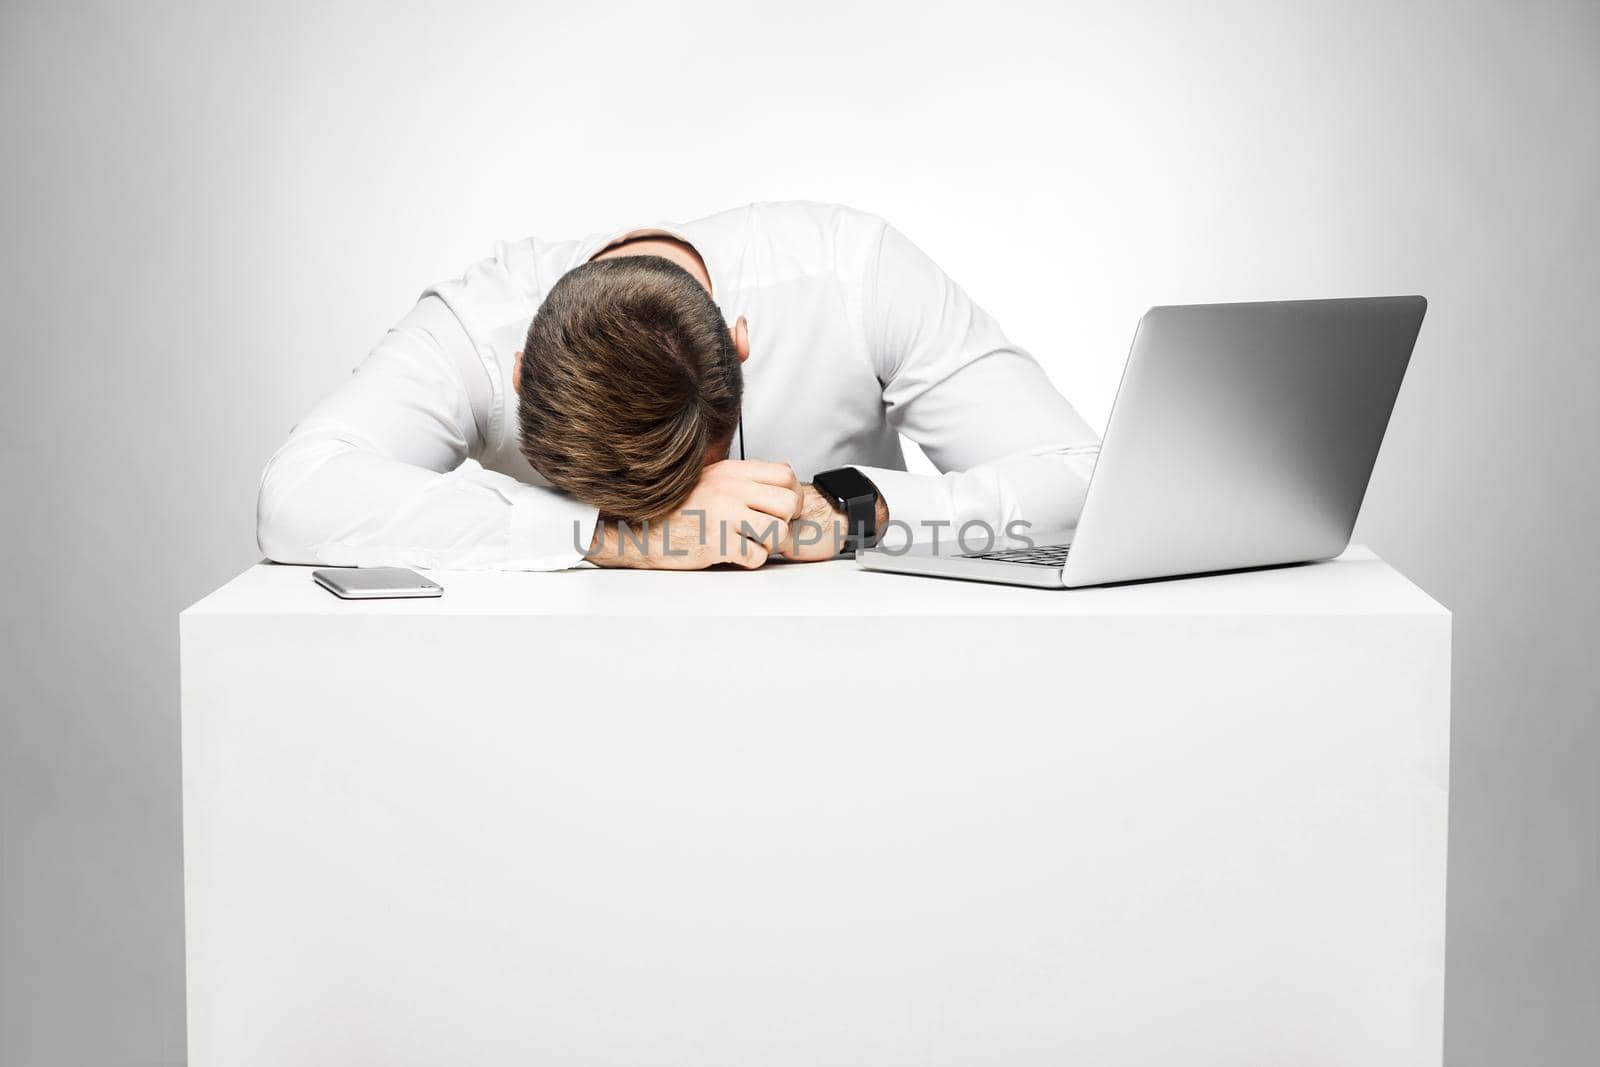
left=800, top=481, right=890, bottom=555
left=584, top=517, right=642, bottom=568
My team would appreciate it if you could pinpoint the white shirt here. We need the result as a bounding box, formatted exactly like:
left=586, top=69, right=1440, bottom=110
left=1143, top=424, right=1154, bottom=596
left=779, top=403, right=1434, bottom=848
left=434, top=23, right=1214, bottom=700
left=257, top=201, right=1101, bottom=570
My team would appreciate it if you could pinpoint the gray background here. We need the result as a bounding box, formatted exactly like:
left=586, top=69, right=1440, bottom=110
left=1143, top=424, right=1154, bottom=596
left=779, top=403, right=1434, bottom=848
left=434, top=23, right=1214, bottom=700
left=1, top=1, right=1595, bottom=1064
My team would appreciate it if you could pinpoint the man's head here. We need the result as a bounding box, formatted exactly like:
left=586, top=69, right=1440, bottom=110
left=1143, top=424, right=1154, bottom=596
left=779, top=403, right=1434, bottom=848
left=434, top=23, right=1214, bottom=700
left=515, top=254, right=746, bottom=522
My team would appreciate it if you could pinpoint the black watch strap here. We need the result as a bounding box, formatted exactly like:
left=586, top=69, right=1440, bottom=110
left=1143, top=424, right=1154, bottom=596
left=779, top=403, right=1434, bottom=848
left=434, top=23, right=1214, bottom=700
left=812, top=467, right=880, bottom=558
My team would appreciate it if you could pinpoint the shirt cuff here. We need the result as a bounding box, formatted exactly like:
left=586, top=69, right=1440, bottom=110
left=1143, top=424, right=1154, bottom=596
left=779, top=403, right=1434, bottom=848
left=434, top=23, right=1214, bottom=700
left=508, top=486, right=600, bottom=570
left=850, top=465, right=957, bottom=551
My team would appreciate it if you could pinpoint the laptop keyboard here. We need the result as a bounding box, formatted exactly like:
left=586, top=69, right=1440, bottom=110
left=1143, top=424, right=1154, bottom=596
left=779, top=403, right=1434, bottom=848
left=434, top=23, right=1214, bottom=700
left=962, top=543, right=1072, bottom=567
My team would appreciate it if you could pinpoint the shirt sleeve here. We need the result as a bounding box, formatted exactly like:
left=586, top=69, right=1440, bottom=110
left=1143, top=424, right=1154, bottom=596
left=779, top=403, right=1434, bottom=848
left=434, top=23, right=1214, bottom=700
left=256, top=295, right=599, bottom=570
left=850, top=219, right=1101, bottom=549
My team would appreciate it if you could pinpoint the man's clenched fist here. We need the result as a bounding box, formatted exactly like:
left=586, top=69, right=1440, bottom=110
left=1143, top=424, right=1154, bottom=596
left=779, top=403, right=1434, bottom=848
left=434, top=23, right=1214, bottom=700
left=585, top=460, right=804, bottom=569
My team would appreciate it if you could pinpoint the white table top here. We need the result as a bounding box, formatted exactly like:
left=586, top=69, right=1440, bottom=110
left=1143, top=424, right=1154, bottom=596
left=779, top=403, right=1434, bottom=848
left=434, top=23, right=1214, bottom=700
left=184, top=547, right=1445, bottom=619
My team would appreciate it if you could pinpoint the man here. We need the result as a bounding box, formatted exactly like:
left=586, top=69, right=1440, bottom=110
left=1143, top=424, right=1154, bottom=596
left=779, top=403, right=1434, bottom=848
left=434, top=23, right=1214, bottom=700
left=257, top=201, right=1101, bottom=570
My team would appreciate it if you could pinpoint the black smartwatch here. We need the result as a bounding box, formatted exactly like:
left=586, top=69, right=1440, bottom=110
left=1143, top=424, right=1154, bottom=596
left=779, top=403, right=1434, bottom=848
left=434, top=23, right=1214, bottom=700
left=812, top=467, right=881, bottom=558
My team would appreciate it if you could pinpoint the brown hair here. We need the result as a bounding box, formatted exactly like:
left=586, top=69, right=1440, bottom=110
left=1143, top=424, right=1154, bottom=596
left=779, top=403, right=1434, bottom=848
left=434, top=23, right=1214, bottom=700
left=517, top=255, right=742, bottom=522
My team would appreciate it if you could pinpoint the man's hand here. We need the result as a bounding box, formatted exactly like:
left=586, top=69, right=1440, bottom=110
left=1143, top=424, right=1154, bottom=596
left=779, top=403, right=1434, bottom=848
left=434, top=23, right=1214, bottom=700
left=779, top=484, right=892, bottom=562
left=585, top=460, right=803, bottom=569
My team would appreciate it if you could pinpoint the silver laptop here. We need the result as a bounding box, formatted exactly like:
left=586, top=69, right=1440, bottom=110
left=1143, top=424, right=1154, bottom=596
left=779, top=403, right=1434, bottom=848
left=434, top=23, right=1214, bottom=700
left=859, top=296, right=1426, bottom=588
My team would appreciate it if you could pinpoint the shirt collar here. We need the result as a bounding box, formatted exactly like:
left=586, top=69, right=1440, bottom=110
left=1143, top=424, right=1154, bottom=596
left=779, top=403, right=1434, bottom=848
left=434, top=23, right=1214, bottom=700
left=572, top=219, right=726, bottom=306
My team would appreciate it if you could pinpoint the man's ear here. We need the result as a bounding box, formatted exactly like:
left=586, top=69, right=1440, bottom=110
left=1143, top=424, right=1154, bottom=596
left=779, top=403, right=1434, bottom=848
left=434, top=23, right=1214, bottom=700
left=513, top=350, right=523, bottom=394
left=731, top=316, right=750, bottom=364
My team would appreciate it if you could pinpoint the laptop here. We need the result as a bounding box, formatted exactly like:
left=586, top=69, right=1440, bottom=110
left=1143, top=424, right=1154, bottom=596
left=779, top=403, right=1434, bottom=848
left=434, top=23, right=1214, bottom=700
left=858, top=295, right=1427, bottom=589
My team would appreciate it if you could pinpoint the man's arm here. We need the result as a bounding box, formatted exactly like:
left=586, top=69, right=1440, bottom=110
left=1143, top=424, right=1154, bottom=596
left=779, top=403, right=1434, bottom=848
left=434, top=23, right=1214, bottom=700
left=845, top=218, right=1101, bottom=549
left=257, top=296, right=600, bottom=570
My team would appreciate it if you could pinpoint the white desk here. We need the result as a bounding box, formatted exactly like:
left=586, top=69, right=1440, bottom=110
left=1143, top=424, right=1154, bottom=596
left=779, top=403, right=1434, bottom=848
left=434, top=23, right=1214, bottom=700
left=181, top=550, right=1450, bottom=1067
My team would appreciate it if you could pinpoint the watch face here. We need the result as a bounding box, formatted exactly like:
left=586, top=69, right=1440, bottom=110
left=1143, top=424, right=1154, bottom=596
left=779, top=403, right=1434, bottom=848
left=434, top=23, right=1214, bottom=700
left=814, top=467, right=877, bottom=504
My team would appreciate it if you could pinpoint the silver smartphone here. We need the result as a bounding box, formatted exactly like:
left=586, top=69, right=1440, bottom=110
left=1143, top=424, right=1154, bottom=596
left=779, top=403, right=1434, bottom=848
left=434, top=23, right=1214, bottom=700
left=312, top=567, right=443, bottom=600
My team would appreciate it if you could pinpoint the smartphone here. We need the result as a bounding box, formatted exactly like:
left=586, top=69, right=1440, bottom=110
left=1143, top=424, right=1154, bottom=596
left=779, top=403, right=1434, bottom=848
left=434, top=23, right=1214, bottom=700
left=312, top=567, right=443, bottom=600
